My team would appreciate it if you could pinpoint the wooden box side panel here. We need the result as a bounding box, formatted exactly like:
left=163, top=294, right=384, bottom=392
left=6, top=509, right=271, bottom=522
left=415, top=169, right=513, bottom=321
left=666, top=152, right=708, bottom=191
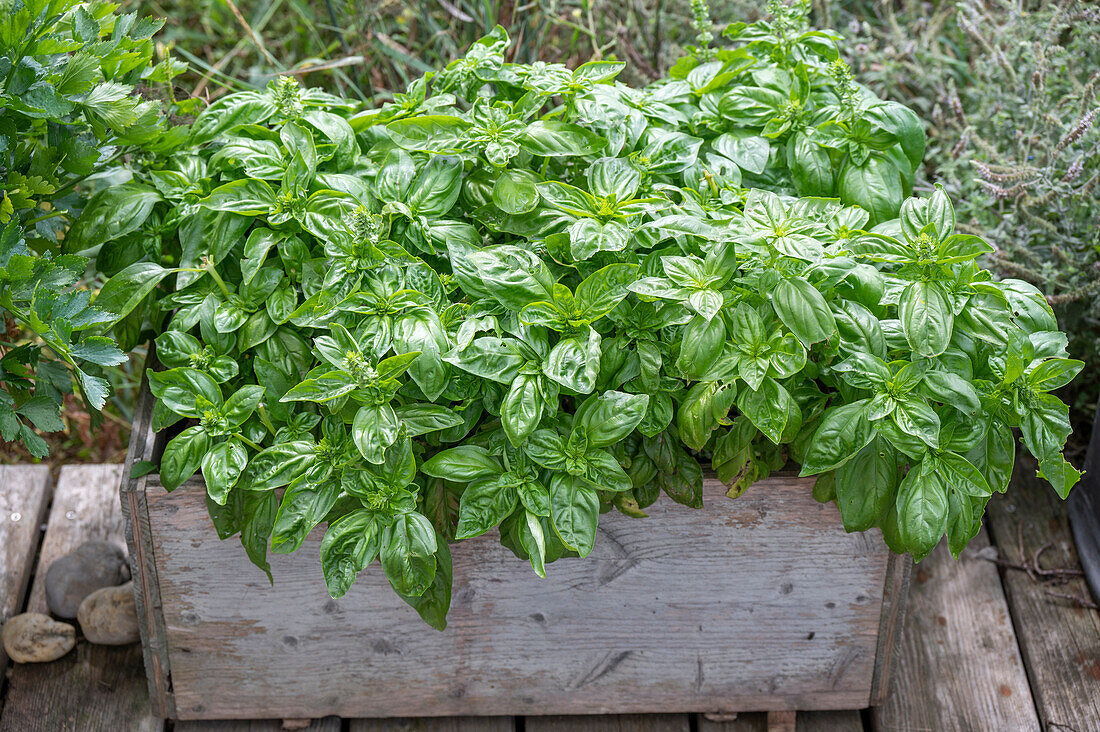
left=119, top=374, right=175, bottom=719
left=145, top=475, right=891, bottom=721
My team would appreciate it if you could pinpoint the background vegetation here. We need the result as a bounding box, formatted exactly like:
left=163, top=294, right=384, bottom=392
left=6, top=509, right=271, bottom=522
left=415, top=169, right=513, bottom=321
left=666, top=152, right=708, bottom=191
left=4, top=0, right=1097, bottom=461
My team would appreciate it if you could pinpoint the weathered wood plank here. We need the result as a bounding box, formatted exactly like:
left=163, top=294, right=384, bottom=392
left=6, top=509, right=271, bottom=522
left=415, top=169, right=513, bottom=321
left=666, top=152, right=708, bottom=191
left=986, top=458, right=1100, bottom=731
left=0, top=465, right=52, bottom=685
left=872, top=530, right=1038, bottom=732
left=24, top=465, right=126, bottom=614
left=700, top=711, right=861, bottom=732
left=350, top=718, right=514, bottom=731
left=0, top=464, right=162, bottom=732
left=766, top=711, right=795, bottom=732
left=142, top=473, right=894, bottom=720
left=177, top=717, right=342, bottom=731
left=869, top=552, right=910, bottom=705
left=525, top=715, right=689, bottom=731
left=120, top=369, right=176, bottom=718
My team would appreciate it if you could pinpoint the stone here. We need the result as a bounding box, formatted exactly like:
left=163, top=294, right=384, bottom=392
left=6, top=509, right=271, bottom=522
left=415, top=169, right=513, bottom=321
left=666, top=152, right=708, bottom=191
left=77, top=581, right=140, bottom=645
left=44, top=540, right=129, bottom=619
left=1, top=613, right=76, bottom=663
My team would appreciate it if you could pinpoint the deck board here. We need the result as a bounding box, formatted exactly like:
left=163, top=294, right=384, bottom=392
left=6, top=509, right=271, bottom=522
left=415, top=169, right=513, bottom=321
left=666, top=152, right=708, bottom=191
left=0, top=465, right=162, bottom=732
left=871, top=530, right=1039, bottom=732
left=0, top=465, right=52, bottom=692
left=986, top=459, right=1100, bottom=731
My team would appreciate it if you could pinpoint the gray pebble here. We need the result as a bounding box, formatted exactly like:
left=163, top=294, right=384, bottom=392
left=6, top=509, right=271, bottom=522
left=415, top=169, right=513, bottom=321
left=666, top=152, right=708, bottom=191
left=44, top=541, right=130, bottom=619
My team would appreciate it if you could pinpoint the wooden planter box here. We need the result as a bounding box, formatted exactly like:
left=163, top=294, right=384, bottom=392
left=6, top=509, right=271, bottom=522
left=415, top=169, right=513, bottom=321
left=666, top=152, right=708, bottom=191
left=121, top=384, right=911, bottom=721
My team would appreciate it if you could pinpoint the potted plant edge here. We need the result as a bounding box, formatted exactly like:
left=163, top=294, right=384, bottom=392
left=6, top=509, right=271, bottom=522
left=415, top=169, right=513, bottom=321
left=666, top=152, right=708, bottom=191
left=74, top=1, right=1081, bottom=720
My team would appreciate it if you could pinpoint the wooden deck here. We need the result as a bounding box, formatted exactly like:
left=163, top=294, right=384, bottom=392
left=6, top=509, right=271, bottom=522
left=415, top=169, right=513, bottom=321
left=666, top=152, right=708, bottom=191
left=0, top=461, right=1097, bottom=732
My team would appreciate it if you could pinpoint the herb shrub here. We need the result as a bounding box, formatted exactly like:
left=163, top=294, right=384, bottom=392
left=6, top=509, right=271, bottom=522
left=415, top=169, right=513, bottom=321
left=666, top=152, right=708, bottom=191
left=93, top=10, right=1081, bottom=628
left=0, top=0, right=184, bottom=456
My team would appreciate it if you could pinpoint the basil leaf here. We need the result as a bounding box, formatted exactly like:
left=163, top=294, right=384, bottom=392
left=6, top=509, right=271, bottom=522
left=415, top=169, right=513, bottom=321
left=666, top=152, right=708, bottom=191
left=161, top=426, right=210, bottom=491
left=549, top=473, right=600, bottom=558
left=381, top=512, right=438, bottom=597
left=320, top=509, right=382, bottom=598
left=456, top=475, right=519, bottom=539
left=773, top=277, right=836, bottom=347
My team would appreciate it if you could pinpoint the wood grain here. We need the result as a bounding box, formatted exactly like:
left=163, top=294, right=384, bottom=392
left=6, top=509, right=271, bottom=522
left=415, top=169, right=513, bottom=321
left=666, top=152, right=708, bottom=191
left=139, top=472, right=894, bottom=720
left=120, top=367, right=176, bottom=718
left=868, top=552, right=910, bottom=705
left=765, top=711, right=795, bottom=732
left=986, top=457, right=1100, bottom=731
left=525, top=715, right=689, bottom=731
left=350, top=719, right=514, bottom=732
left=24, top=465, right=126, bottom=614
left=872, top=531, right=1038, bottom=732
left=0, top=464, right=162, bottom=732
left=0, top=465, right=51, bottom=684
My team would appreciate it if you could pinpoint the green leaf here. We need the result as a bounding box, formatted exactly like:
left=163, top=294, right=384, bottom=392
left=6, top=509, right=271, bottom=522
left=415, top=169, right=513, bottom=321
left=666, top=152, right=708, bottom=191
left=381, top=512, right=438, bottom=597
left=935, top=451, right=993, bottom=498
left=422, top=445, right=501, bottom=482
left=148, top=368, right=222, bottom=417
left=272, top=479, right=340, bottom=553
left=281, top=371, right=357, bottom=403
left=521, top=121, right=607, bottom=157
left=583, top=449, right=632, bottom=493
left=549, top=473, right=600, bottom=557
left=836, top=437, right=898, bottom=532
left=737, top=378, right=791, bottom=445
left=408, top=155, right=463, bottom=217
left=800, top=400, right=875, bottom=475
left=574, top=264, right=639, bottom=320
left=574, top=390, right=649, bottom=447
left=492, top=169, right=540, bottom=215
left=351, top=404, right=400, bottom=464
left=202, top=179, right=276, bottom=215
left=543, top=328, right=601, bottom=394
left=839, top=155, right=905, bottom=227
left=96, top=262, right=173, bottom=327
left=456, top=475, right=519, bottom=539
left=895, top=461, right=949, bottom=561
left=16, top=397, right=64, bottom=433
left=501, top=375, right=544, bottom=446
left=242, top=441, right=317, bottom=491
left=525, top=430, right=570, bottom=471
left=160, top=426, right=210, bottom=491
left=394, top=404, right=464, bottom=436
left=773, top=277, right=836, bottom=346
left=1038, top=455, right=1082, bottom=500
left=1020, top=393, right=1072, bottom=463
left=900, top=280, right=953, bottom=358
left=320, top=509, right=382, bottom=598
left=202, top=439, right=248, bottom=505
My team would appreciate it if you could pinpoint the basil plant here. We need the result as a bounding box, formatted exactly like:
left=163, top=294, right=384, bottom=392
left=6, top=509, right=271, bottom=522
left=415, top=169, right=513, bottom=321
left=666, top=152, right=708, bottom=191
left=92, top=8, right=1081, bottom=629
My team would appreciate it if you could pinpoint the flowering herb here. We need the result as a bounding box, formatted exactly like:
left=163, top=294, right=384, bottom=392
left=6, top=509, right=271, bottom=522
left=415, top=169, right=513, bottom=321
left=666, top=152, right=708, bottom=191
left=93, top=6, right=1080, bottom=628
